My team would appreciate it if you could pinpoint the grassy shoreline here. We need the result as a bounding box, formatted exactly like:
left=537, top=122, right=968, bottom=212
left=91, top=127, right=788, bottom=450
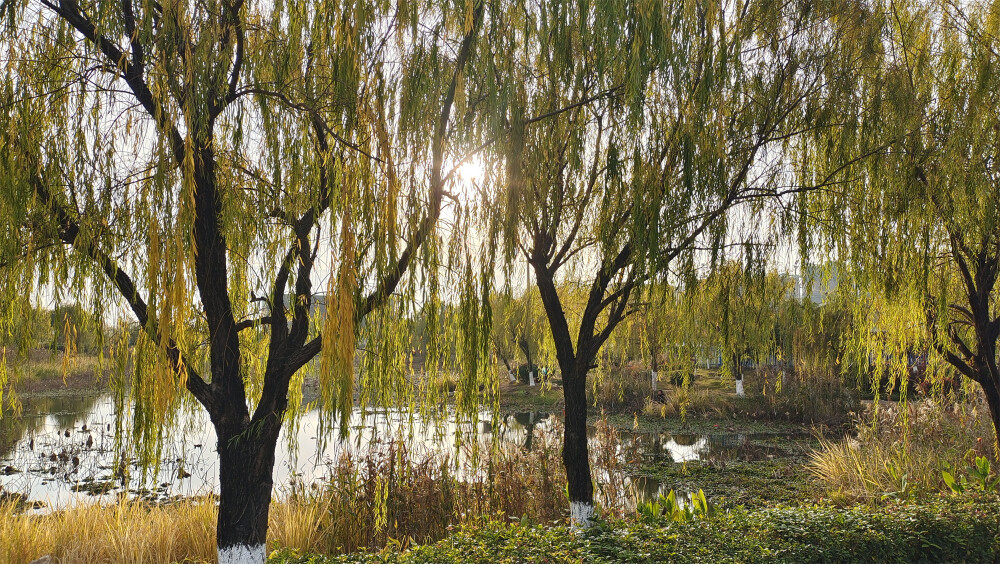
left=4, top=495, right=998, bottom=564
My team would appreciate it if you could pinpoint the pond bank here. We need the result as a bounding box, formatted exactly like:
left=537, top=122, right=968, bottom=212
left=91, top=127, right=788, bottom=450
left=5, top=495, right=997, bottom=563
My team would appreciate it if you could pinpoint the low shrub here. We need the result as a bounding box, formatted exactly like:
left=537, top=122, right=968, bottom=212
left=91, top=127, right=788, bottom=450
left=589, top=364, right=652, bottom=415
left=514, top=363, right=542, bottom=384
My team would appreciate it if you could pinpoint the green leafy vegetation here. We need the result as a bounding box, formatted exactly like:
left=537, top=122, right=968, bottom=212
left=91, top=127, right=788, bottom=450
left=268, top=500, right=1000, bottom=564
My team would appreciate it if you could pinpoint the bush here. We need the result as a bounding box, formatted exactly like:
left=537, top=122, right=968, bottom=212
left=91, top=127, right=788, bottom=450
left=514, top=363, right=540, bottom=384
left=588, top=364, right=651, bottom=415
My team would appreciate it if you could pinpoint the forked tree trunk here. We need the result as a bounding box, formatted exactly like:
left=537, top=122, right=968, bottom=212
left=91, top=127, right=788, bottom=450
left=529, top=259, right=607, bottom=529
left=216, top=425, right=280, bottom=564
left=562, top=365, right=594, bottom=528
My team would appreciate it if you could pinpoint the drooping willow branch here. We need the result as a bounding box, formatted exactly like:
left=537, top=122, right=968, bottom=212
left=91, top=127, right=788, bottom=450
left=252, top=2, right=487, bottom=425
left=29, top=171, right=215, bottom=410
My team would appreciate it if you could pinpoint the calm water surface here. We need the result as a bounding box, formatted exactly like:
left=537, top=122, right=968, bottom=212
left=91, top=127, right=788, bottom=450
left=0, top=393, right=786, bottom=510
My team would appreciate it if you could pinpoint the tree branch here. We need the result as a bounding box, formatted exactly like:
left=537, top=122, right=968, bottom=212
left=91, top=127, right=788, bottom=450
left=43, top=0, right=185, bottom=164
left=31, top=172, right=215, bottom=410
left=359, top=1, right=484, bottom=319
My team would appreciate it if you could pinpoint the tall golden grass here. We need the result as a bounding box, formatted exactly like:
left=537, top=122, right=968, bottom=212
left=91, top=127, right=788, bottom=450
left=0, top=498, right=216, bottom=563
left=808, top=396, right=994, bottom=502
left=1, top=418, right=632, bottom=563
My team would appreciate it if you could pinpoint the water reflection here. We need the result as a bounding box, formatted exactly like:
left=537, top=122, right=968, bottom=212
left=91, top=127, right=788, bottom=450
left=0, top=396, right=566, bottom=509
left=512, top=411, right=550, bottom=451
left=0, top=394, right=798, bottom=512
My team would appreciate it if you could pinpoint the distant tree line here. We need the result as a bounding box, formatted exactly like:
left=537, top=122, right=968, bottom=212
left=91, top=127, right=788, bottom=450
left=1, top=304, right=138, bottom=356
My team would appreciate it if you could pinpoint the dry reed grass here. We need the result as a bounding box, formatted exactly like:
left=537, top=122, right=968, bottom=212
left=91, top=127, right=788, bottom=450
left=0, top=417, right=633, bottom=563
left=273, top=417, right=632, bottom=554
left=0, top=497, right=216, bottom=563
left=808, top=396, right=995, bottom=502
left=652, top=367, right=858, bottom=426
left=589, top=364, right=652, bottom=414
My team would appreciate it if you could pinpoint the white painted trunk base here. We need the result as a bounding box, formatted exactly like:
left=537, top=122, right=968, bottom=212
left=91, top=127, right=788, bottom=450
left=735, top=379, right=745, bottom=397
left=569, top=501, right=594, bottom=529
left=528, top=371, right=535, bottom=387
left=219, top=544, right=265, bottom=564
left=651, top=370, right=658, bottom=390
left=508, top=370, right=516, bottom=383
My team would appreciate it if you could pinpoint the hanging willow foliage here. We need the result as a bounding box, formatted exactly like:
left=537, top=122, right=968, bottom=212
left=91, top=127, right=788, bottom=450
left=796, top=1, right=1000, bottom=451
left=0, top=0, right=493, bottom=440
left=0, top=0, right=537, bottom=556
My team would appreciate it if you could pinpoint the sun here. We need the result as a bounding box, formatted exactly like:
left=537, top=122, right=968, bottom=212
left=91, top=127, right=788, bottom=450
left=456, top=160, right=486, bottom=184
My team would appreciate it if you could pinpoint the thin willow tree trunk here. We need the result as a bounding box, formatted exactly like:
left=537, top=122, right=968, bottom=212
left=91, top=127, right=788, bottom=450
left=733, top=353, right=745, bottom=396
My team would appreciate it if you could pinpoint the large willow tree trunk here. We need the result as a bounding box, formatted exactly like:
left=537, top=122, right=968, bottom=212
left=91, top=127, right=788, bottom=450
left=561, top=364, right=594, bottom=527
left=216, top=425, right=279, bottom=563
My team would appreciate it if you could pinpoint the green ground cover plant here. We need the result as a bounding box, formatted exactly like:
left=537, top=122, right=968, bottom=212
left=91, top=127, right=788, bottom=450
left=269, top=499, right=1000, bottom=564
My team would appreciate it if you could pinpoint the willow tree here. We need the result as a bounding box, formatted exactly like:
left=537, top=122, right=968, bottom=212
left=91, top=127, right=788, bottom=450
left=799, top=1, right=1000, bottom=451
left=0, top=0, right=496, bottom=560
left=688, top=261, right=794, bottom=396
left=486, top=0, right=861, bottom=525
left=490, top=286, right=547, bottom=383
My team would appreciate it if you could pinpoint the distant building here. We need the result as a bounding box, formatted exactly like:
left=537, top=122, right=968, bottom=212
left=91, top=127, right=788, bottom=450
left=792, top=263, right=839, bottom=304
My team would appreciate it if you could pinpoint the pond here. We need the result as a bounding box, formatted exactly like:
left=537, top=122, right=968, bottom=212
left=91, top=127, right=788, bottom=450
left=0, top=393, right=801, bottom=511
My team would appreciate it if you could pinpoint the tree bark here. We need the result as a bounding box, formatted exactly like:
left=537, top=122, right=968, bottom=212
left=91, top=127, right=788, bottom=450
left=981, top=379, right=1000, bottom=460
left=561, top=362, right=594, bottom=528
left=732, top=353, right=745, bottom=396
left=216, top=423, right=280, bottom=564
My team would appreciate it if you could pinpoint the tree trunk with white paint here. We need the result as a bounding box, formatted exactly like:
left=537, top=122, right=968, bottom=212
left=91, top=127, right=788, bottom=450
left=562, top=366, right=593, bottom=528
left=216, top=424, right=279, bottom=564
left=732, top=353, right=745, bottom=397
